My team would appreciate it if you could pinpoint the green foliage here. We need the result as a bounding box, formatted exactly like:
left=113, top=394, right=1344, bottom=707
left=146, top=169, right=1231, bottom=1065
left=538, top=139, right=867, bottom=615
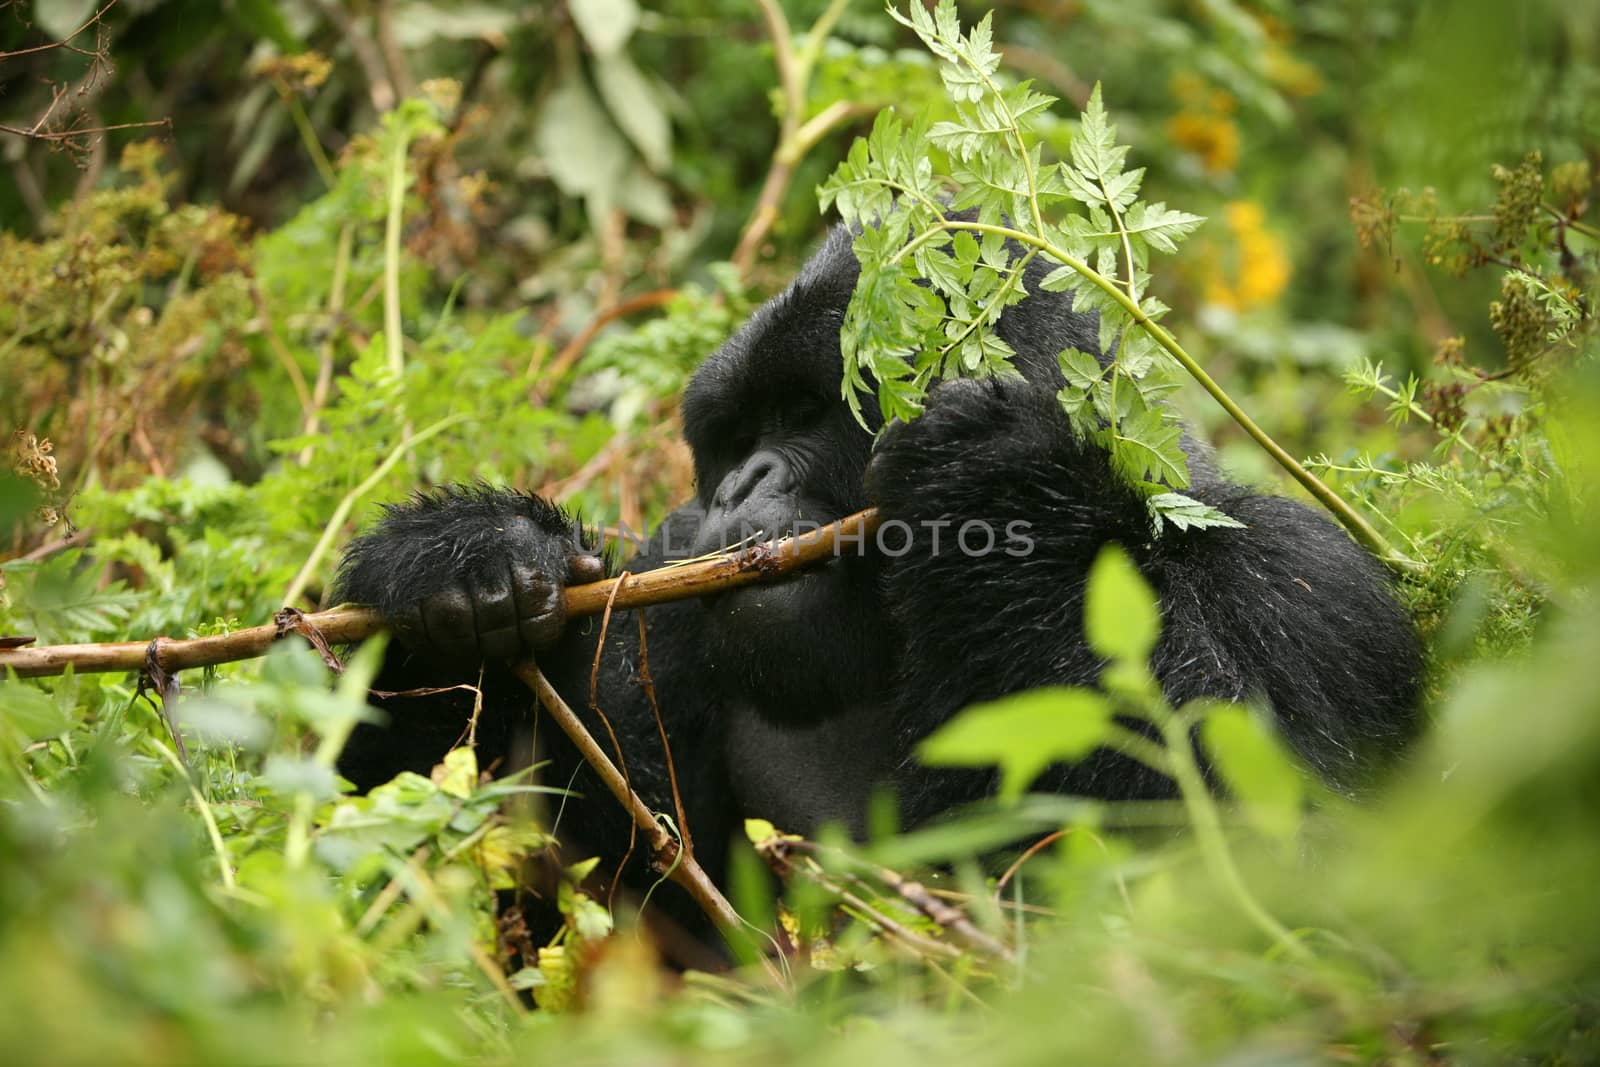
left=1082, top=544, right=1160, bottom=663
left=2, top=0, right=1599, bottom=1063
left=1325, top=148, right=1597, bottom=661
left=919, top=686, right=1113, bottom=801
left=1199, top=703, right=1304, bottom=841
left=820, top=3, right=1234, bottom=532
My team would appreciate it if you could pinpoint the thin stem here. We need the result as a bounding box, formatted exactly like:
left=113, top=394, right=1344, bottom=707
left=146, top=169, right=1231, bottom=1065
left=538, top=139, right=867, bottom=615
left=281, top=89, right=337, bottom=189
left=787, top=100, right=876, bottom=163
left=792, top=0, right=851, bottom=92
left=1158, top=709, right=1311, bottom=961
left=298, top=222, right=355, bottom=466
left=755, top=0, right=800, bottom=126
left=251, top=283, right=315, bottom=418
left=959, top=37, right=1042, bottom=233
left=1, top=510, right=883, bottom=679
left=734, top=0, right=868, bottom=277
left=516, top=662, right=788, bottom=990
left=1104, top=722, right=1174, bottom=777
left=151, top=738, right=236, bottom=891
left=282, top=413, right=470, bottom=608
left=932, top=219, right=1416, bottom=572
left=383, top=123, right=409, bottom=377
left=1542, top=203, right=1600, bottom=241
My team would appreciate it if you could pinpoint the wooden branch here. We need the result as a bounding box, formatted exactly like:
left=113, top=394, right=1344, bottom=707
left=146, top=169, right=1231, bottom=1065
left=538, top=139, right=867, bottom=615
left=535, top=288, right=678, bottom=396
left=766, top=837, right=1015, bottom=964
left=0, top=509, right=882, bottom=679
left=516, top=662, right=786, bottom=987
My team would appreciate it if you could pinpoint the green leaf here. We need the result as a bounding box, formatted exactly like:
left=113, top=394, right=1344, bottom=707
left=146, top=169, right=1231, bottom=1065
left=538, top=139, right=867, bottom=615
left=1039, top=263, right=1080, bottom=292
left=1116, top=329, right=1161, bottom=377
left=1148, top=492, right=1246, bottom=533
left=568, top=0, right=639, bottom=55
left=1058, top=348, right=1106, bottom=391
left=1067, top=83, right=1131, bottom=191
left=918, top=687, right=1114, bottom=801
left=3, top=551, right=140, bottom=644
left=1125, top=202, right=1206, bottom=254
left=436, top=747, right=478, bottom=799
left=535, top=73, right=632, bottom=223
left=35, top=0, right=96, bottom=40
left=1084, top=545, right=1160, bottom=664
left=593, top=51, right=672, bottom=171
left=1111, top=406, right=1189, bottom=487
left=1200, top=703, right=1305, bottom=841
left=0, top=676, right=73, bottom=741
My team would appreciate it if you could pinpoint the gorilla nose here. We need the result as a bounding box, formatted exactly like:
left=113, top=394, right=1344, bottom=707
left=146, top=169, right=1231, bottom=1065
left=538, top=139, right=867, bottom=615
left=715, top=450, right=795, bottom=509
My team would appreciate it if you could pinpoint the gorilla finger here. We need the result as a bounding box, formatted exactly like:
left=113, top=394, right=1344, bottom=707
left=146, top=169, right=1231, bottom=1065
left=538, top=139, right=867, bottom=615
left=389, top=600, right=428, bottom=650
left=518, top=611, right=564, bottom=650
left=567, top=553, right=606, bottom=584
left=468, top=568, right=518, bottom=638
left=509, top=562, right=555, bottom=619
left=509, top=563, right=565, bottom=647
left=420, top=586, right=481, bottom=659
left=476, top=622, right=524, bottom=663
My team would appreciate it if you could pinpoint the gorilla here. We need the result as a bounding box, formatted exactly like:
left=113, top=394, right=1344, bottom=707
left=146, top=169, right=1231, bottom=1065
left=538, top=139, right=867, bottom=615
left=335, top=224, right=1421, bottom=909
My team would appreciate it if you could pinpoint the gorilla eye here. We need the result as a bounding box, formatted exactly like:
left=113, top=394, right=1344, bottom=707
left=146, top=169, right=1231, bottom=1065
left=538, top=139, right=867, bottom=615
left=785, top=394, right=826, bottom=427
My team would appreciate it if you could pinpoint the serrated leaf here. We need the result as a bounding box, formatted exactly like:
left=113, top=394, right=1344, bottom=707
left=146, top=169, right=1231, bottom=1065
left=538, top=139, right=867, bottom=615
left=1112, top=407, right=1189, bottom=487
left=1147, top=492, right=1247, bottom=533
left=1039, top=263, right=1080, bottom=292
left=1069, top=83, right=1130, bottom=187
left=1125, top=202, right=1206, bottom=254
left=1058, top=347, right=1105, bottom=390
left=1116, top=329, right=1160, bottom=377
left=1101, top=167, right=1144, bottom=211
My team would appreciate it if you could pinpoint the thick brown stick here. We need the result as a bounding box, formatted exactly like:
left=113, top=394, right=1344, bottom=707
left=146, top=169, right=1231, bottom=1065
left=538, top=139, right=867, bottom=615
left=0, top=509, right=882, bottom=679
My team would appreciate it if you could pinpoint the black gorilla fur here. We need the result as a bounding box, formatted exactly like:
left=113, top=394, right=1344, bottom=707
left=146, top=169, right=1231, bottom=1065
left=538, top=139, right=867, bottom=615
left=336, top=225, right=1421, bottom=911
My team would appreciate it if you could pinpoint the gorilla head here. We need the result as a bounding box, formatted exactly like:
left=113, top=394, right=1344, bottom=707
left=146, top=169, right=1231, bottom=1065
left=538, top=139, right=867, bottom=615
left=677, top=231, right=893, bottom=716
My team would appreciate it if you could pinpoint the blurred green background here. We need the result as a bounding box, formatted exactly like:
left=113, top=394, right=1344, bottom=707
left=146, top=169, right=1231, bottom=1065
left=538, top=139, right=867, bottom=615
left=1, top=1, right=1597, bottom=1063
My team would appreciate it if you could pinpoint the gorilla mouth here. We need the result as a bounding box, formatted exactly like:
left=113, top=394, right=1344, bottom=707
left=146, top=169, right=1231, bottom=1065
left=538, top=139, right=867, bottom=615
left=691, top=498, right=848, bottom=560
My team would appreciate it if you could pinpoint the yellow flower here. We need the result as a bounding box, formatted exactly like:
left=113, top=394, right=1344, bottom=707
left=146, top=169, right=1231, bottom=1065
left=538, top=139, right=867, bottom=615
left=1201, top=201, right=1292, bottom=312
left=1165, top=111, right=1241, bottom=176
left=1265, top=46, right=1324, bottom=98
left=1166, top=73, right=1240, bottom=176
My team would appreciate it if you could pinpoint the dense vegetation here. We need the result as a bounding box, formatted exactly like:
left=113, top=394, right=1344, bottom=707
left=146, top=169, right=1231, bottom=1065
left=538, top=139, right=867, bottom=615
left=2, top=1, right=1597, bottom=1062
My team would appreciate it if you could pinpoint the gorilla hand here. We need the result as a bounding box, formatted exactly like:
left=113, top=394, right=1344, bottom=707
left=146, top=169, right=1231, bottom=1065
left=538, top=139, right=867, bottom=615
left=333, top=486, right=605, bottom=664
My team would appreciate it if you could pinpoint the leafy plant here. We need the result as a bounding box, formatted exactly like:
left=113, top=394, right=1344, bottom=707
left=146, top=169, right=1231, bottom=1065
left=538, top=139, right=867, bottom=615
left=919, top=543, right=1307, bottom=955
left=2, top=1, right=1599, bottom=1062
left=820, top=1, right=1397, bottom=550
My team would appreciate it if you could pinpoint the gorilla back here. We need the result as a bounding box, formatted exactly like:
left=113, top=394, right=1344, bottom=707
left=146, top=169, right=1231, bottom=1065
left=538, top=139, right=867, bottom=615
left=335, top=225, right=1421, bottom=900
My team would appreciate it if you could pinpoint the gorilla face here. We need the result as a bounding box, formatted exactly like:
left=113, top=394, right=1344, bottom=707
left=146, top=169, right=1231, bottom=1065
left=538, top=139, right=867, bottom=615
left=682, top=240, right=872, bottom=555
left=678, top=234, right=892, bottom=715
